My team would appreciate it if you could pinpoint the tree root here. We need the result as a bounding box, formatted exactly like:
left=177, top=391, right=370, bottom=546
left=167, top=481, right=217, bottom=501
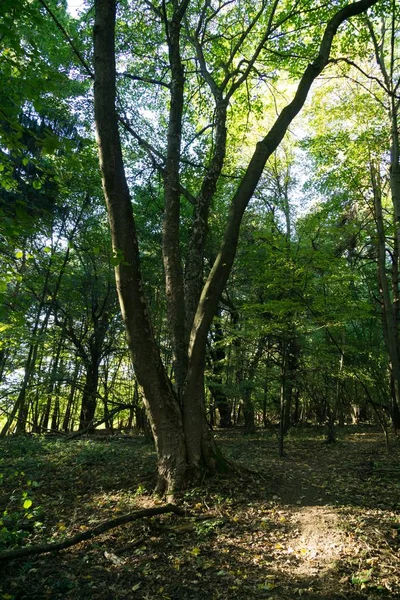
left=218, top=454, right=271, bottom=481
left=0, top=504, right=187, bottom=563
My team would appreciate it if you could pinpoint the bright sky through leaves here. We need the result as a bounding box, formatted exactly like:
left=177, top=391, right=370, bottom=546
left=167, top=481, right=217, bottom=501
left=67, top=0, right=84, bottom=17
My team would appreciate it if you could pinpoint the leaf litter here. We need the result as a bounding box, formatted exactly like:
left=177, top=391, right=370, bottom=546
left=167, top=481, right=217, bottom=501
left=0, top=426, right=399, bottom=599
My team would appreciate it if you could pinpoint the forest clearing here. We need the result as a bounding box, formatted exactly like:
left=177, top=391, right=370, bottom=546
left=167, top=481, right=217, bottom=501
left=0, top=427, right=399, bottom=599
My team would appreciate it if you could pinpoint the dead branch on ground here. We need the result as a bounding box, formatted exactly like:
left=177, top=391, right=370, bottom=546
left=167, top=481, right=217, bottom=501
left=0, top=504, right=187, bottom=562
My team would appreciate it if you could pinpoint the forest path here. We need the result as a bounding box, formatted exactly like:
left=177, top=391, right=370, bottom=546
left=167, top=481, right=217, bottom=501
left=277, top=456, right=349, bottom=573
left=262, top=465, right=357, bottom=597
left=287, top=505, right=346, bottom=576
left=233, top=429, right=399, bottom=599
left=271, top=478, right=358, bottom=598
left=1, top=429, right=399, bottom=600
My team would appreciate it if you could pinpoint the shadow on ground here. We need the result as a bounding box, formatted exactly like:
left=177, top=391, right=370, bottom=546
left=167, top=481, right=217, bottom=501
left=0, top=427, right=399, bottom=599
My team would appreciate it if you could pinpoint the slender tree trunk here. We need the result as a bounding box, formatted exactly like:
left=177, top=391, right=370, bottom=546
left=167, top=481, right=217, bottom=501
left=371, top=164, right=400, bottom=430
left=280, top=337, right=299, bottom=436
left=79, top=360, right=100, bottom=430
left=208, top=317, right=232, bottom=428
left=336, top=347, right=345, bottom=427
left=94, top=0, right=189, bottom=494
left=162, top=5, right=188, bottom=396
left=2, top=340, right=38, bottom=436
left=367, top=10, right=400, bottom=431
left=62, top=362, right=81, bottom=432
left=243, top=384, right=256, bottom=435
left=0, top=349, right=9, bottom=384
left=41, top=333, right=64, bottom=432
left=50, top=395, right=60, bottom=432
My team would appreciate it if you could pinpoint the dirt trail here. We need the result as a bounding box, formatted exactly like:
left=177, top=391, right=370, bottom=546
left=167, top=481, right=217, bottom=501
left=270, top=460, right=361, bottom=596
left=289, top=505, right=348, bottom=576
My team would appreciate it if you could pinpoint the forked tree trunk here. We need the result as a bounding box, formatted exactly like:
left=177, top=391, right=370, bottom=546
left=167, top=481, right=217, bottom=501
left=93, top=0, right=378, bottom=494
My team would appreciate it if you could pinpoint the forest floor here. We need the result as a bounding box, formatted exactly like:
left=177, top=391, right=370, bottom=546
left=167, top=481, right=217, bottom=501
left=0, top=426, right=399, bottom=599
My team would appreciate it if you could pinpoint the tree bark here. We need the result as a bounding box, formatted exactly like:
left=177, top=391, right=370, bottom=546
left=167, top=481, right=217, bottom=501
left=79, top=360, right=100, bottom=429
left=208, top=317, right=232, bottom=428
left=162, top=3, right=188, bottom=396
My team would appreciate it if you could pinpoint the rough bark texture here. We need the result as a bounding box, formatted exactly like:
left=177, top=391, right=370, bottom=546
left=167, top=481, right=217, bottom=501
left=162, top=6, right=188, bottom=395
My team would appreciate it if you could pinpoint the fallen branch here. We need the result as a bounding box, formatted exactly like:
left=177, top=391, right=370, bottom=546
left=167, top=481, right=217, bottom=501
left=0, top=504, right=186, bottom=563
left=66, top=405, right=129, bottom=440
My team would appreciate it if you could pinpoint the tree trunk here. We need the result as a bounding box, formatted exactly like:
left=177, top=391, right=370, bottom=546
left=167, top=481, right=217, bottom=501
left=367, top=13, right=400, bottom=430
left=243, top=384, right=256, bottom=435
left=79, top=360, right=100, bottom=430
left=94, top=0, right=193, bottom=494
left=371, top=164, right=400, bottom=430
left=41, top=333, right=64, bottom=432
left=208, top=317, right=232, bottom=428
left=0, top=349, right=9, bottom=384
left=280, top=337, right=299, bottom=436
left=2, top=339, right=39, bottom=436
left=62, top=362, right=81, bottom=432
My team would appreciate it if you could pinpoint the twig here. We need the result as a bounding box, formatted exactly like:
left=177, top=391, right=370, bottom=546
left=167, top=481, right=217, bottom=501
left=372, top=528, right=400, bottom=563
left=0, top=504, right=187, bottom=562
left=37, top=0, right=93, bottom=78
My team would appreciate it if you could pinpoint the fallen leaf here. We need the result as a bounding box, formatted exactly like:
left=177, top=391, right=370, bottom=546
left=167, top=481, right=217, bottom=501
left=132, top=583, right=141, bottom=591
left=104, top=551, right=124, bottom=566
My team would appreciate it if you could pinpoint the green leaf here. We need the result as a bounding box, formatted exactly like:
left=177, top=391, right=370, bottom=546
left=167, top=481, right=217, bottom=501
left=351, top=569, right=372, bottom=585
left=42, top=135, right=61, bottom=155
left=23, top=499, right=32, bottom=510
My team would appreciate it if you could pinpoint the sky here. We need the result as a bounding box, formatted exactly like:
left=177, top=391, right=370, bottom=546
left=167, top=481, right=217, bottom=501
left=67, top=0, right=84, bottom=18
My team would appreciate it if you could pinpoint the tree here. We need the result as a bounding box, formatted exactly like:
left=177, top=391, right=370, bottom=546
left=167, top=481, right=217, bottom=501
left=92, top=0, right=380, bottom=494
left=299, top=3, right=400, bottom=431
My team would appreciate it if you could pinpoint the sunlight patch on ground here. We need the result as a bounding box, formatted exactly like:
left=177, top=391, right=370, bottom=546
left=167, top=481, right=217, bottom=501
left=289, top=506, right=350, bottom=576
